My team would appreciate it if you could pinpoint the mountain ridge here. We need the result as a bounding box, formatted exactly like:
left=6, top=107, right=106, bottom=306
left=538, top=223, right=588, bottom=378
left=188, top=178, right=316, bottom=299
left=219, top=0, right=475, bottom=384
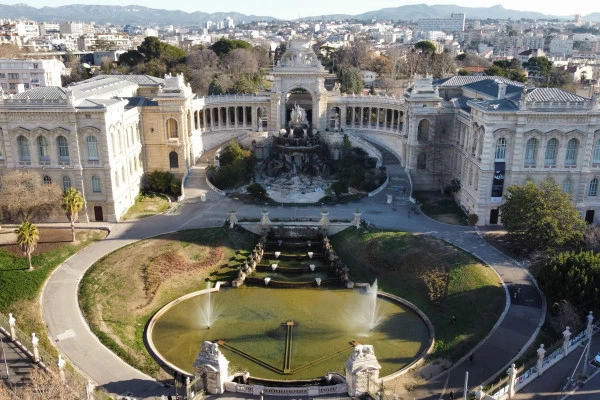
left=0, top=3, right=595, bottom=26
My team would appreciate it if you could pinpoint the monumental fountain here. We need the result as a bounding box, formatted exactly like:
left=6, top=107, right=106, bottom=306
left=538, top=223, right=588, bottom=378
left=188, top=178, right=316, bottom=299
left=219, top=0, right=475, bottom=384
left=146, top=221, right=434, bottom=397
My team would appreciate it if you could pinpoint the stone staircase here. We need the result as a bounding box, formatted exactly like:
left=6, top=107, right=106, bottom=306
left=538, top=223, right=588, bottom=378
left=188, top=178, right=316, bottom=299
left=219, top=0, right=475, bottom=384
left=362, top=141, right=412, bottom=206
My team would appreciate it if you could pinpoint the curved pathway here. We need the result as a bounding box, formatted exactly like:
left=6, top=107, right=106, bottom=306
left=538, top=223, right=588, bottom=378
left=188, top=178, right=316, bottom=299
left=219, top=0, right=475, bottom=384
left=40, top=154, right=544, bottom=400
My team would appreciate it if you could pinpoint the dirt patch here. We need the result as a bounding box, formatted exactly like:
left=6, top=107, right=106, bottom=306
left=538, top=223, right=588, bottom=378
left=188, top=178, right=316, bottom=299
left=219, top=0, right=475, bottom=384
left=0, top=228, right=106, bottom=256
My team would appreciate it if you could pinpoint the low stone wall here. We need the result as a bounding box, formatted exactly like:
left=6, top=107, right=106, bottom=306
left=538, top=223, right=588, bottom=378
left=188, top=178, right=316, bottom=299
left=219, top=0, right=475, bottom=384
left=238, top=222, right=351, bottom=236
left=223, top=382, right=347, bottom=396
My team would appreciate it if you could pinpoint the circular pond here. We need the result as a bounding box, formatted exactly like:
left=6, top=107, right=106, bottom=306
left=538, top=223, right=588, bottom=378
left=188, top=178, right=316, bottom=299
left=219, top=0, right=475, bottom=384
left=148, top=286, right=431, bottom=380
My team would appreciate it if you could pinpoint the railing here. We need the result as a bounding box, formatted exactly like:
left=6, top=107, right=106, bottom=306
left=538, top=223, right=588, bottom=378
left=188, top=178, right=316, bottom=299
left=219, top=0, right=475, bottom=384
left=202, top=94, right=270, bottom=105
left=0, top=310, right=100, bottom=398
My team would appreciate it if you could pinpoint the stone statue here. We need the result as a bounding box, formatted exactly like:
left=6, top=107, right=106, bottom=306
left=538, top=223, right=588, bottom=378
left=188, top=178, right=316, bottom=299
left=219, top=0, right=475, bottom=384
left=290, top=103, right=307, bottom=125
left=333, top=82, right=341, bottom=91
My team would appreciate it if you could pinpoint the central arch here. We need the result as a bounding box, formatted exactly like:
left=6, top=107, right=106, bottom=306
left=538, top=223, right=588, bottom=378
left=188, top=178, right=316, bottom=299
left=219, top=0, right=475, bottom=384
left=282, top=86, right=316, bottom=130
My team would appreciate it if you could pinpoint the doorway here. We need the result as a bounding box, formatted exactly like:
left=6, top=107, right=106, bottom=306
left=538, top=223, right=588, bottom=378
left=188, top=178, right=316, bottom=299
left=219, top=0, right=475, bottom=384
left=585, top=209, right=595, bottom=224
left=94, top=205, right=103, bottom=222
left=489, top=209, right=499, bottom=224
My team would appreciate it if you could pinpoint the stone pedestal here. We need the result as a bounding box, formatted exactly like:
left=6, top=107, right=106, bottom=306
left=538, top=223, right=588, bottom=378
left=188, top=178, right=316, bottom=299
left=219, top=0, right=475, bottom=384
left=319, top=210, right=329, bottom=230
left=563, top=326, right=572, bottom=355
left=193, top=341, right=230, bottom=394
left=261, top=209, right=271, bottom=229
left=8, top=313, right=16, bottom=340
left=345, top=344, right=381, bottom=397
left=31, top=333, right=39, bottom=362
left=229, top=210, right=237, bottom=229
left=353, top=211, right=362, bottom=229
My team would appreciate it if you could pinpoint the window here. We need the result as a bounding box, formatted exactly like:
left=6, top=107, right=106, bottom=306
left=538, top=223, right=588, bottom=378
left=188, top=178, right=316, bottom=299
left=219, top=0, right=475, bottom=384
left=62, top=176, right=71, bottom=191
left=169, top=151, right=179, bottom=169
left=167, top=118, right=178, bottom=138
left=417, top=119, right=429, bottom=141
left=565, top=138, right=578, bottom=166
left=87, top=136, right=99, bottom=160
left=17, top=136, right=30, bottom=161
left=495, top=138, right=507, bottom=161
left=91, top=175, right=101, bottom=192
left=37, top=136, right=49, bottom=162
left=57, top=136, right=70, bottom=162
left=524, top=138, right=538, bottom=165
left=545, top=138, right=558, bottom=166
left=0, top=73, right=5, bottom=78
left=589, top=178, right=598, bottom=197
left=563, top=179, right=571, bottom=194
left=43, top=176, right=52, bottom=185
left=8, top=73, right=18, bottom=79
left=21, top=73, right=28, bottom=79
left=593, top=139, right=600, bottom=163
left=33, top=63, right=38, bottom=69
left=417, top=152, right=426, bottom=169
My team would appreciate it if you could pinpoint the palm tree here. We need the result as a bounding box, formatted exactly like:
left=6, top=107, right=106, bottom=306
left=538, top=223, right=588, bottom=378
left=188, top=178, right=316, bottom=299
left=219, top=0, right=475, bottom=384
left=61, top=187, right=84, bottom=242
left=15, top=221, right=39, bottom=271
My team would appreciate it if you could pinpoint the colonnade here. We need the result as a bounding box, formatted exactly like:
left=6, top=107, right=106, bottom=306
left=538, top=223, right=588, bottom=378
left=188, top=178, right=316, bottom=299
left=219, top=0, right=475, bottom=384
left=336, top=106, right=404, bottom=133
left=192, top=106, right=269, bottom=131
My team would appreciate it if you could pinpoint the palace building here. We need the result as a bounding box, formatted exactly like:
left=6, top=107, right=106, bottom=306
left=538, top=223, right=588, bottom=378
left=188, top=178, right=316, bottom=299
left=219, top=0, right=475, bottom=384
left=1, top=39, right=599, bottom=225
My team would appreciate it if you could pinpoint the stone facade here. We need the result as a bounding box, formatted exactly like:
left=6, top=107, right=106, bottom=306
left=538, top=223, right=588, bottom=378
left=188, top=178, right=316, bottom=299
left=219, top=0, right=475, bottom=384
left=1, top=40, right=600, bottom=225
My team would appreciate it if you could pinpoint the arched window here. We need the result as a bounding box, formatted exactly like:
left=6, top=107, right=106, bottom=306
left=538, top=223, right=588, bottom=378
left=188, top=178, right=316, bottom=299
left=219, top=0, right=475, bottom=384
left=593, top=139, right=600, bottom=163
left=169, top=151, right=179, bottom=169
left=37, top=136, right=50, bottom=162
left=562, top=179, right=572, bottom=194
left=417, top=152, right=426, bottom=169
left=43, top=176, right=52, bottom=185
left=417, top=119, right=429, bottom=141
left=17, top=136, right=30, bottom=162
left=565, top=138, right=579, bottom=166
left=545, top=138, right=558, bottom=166
left=57, top=136, right=70, bottom=163
left=589, top=178, right=598, bottom=196
left=494, top=138, right=506, bottom=161
left=87, top=136, right=99, bottom=161
left=62, top=176, right=71, bottom=191
left=167, top=118, right=178, bottom=138
left=524, top=138, right=538, bottom=166
left=91, top=175, right=101, bottom=192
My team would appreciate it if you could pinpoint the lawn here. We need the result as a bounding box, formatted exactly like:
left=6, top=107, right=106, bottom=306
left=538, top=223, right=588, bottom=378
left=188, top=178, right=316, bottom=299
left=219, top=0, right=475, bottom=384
left=330, top=228, right=505, bottom=362
left=0, top=228, right=107, bottom=357
left=414, top=191, right=468, bottom=225
left=121, top=193, right=171, bottom=221
left=79, top=227, right=257, bottom=378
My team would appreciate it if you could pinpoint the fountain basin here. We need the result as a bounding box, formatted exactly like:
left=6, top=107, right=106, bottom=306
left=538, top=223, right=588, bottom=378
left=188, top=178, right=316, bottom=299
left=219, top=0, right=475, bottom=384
left=147, top=287, right=432, bottom=381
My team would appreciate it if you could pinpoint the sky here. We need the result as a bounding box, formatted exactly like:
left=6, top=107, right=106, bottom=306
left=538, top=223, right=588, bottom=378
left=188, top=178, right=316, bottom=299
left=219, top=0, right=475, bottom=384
left=5, top=0, right=593, bottom=20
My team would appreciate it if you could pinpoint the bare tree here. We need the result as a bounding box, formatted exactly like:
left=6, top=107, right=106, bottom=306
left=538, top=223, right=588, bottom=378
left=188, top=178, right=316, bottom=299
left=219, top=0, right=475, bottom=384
left=220, top=48, right=259, bottom=80
left=338, top=37, right=371, bottom=69
left=186, top=48, right=219, bottom=70
left=0, top=171, right=62, bottom=223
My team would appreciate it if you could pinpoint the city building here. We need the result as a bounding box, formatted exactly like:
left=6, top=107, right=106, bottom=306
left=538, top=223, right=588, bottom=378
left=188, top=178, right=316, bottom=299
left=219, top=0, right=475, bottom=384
left=417, top=13, right=465, bottom=33
left=0, top=59, right=65, bottom=94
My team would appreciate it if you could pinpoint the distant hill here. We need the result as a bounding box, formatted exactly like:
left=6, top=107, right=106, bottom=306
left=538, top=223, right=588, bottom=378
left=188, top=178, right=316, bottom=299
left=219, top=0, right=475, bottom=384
left=0, top=4, right=277, bottom=25
left=300, top=4, right=569, bottom=21
left=0, top=3, right=591, bottom=25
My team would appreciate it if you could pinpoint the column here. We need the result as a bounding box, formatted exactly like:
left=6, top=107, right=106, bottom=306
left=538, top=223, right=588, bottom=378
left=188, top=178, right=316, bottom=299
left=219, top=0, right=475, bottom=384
left=536, top=344, right=546, bottom=376
left=31, top=332, right=39, bottom=362
left=360, top=107, right=364, bottom=128
left=563, top=326, right=572, bottom=355
left=507, top=363, right=517, bottom=398
left=8, top=313, right=15, bottom=339
left=242, top=107, right=247, bottom=128
left=252, top=106, right=257, bottom=131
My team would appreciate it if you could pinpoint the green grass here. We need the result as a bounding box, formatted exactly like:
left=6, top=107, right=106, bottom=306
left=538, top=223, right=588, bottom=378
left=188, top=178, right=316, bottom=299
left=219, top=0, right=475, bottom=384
left=121, top=193, right=170, bottom=221
left=414, top=191, right=468, bottom=225
left=79, top=227, right=257, bottom=378
left=0, top=232, right=105, bottom=311
left=330, top=229, right=505, bottom=361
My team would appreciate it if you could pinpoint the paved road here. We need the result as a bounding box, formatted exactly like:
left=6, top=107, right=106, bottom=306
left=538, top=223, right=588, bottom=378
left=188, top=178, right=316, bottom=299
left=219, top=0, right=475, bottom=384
left=39, top=152, right=545, bottom=400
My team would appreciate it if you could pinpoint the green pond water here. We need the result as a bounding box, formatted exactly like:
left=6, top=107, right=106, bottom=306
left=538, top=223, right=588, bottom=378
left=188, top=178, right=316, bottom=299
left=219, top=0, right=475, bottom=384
left=150, top=286, right=430, bottom=380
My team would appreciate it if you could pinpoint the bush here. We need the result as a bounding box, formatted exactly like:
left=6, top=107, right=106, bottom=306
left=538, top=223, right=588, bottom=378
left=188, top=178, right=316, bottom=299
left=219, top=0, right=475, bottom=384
left=331, top=181, right=348, bottom=196
left=145, top=170, right=180, bottom=197
left=468, top=213, right=479, bottom=226
left=247, top=183, right=268, bottom=200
